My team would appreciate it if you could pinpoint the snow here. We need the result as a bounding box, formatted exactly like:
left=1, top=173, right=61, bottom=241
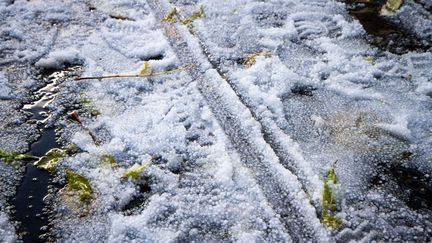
left=0, top=212, right=16, bottom=243
left=376, top=113, right=412, bottom=141
left=0, top=0, right=432, bottom=241
left=0, top=72, right=13, bottom=99
left=33, top=1, right=295, bottom=241
left=35, top=49, right=83, bottom=70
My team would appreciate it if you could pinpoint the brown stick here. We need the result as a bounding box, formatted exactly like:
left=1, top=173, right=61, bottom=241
left=68, top=111, right=101, bottom=146
left=74, top=65, right=193, bottom=81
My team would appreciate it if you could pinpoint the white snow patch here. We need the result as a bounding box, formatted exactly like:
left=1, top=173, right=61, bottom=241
left=0, top=72, right=13, bottom=100
left=0, top=212, right=17, bottom=243
left=35, top=48, right=83, bottom=70
left=377, top=113, right=412, bottom=141
left=416, top=80, right=432, bottom=97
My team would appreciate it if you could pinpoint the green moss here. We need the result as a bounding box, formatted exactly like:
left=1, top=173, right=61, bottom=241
left=0, top=150, right=38, bottom=164
left=323, top=181, right=337, bottom=212
left=381, top=0, right=404, bottom=15
left=163, top=6, right=205, bottom=26
left=139, top=61, right=151, bottom=76
left=385, top=0, right=404, bottom=12
left=243, top=52, right=272, bottom=67
left=321, top=211, right=343, bottom=230
left=34, top=148, right=67, bottom=173
left=365, top=56, right=375, bottom=64
left=182, top=6, right=205, bottom=26
left=162, top=8, right=179, bottom=23
left=66, top=170, right=93, bottom=204
left=100, top=154, right=118, bottom=168
left=64, top=144, right=80, bottom=155
left=122, top=164, right=148, bottom=180
left=321, top=161, right=343, bottom=230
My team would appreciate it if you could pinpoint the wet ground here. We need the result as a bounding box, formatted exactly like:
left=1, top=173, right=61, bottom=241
left=7, top=67, right=81, bottom=242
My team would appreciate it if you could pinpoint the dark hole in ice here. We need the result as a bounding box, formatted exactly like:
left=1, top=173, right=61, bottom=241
left=89, top=5, right=96, bottom=12
left=121, top=183, right=151, bottom=215
left=291, top=84, right=317, bottom=96
left=370, top=158, right=432, bottom=210
left=138, top=53, right=165, bottom=61
left=391, top=165, right=432, bottom=210
left=39, top=63, right=82, bottom=78
left=11, top=128, right=60, bottom=242
left=109, top=14, right=135, bottom=21
left=343, top=0, right=431, bottom=54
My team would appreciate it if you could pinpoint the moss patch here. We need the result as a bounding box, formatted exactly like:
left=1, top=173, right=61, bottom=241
left=100, top=154, right=118, bottom=169
left=381, top=0, right=404, bottom=15
left=66, top=170, right=93, bottom=204
left=0, top=150, right=38, bottom=164
left=34, top=148, right=67, bottom=173
left=321, top=161, right=343, bottom=230
left=122, top=164, right=148, bottom=181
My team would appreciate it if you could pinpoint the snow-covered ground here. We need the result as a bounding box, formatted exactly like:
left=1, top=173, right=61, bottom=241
left=1, top=0, right=432, bottom=242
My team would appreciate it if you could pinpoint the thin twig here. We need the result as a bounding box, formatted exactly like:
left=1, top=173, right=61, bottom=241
left=74, top=65, right=193, bottom=81
left=68, top=111, right=101, bottom=145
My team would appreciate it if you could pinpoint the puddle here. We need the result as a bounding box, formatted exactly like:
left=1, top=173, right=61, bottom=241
left=343, top=0, right=430, bottom=54
left=10, top=66, right=81, bottom=242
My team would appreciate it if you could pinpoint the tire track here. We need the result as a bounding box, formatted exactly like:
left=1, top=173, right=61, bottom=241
left=146, top=0, right=329, bottom=241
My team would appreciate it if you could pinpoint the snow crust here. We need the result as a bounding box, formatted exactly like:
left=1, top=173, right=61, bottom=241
left=0, top=0, right=431, bottom=241
left=0, top=212, right=17, bottom=243
left=35, top=49, right=83, bottom=70
left=0, top=72, right=13, bottom=99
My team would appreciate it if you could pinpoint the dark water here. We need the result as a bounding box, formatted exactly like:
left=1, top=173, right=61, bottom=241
left=11, top=165, right=53, bottom=242
left=10, top=67, right=80, bottom=242
left=12, top=89, right=60, bottom=242
left=343, top=0, right=430, bottom=54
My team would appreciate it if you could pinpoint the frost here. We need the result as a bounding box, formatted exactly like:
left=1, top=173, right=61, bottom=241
left=80, top=95, right=101, bottom=117
left=0, top=72, right=13, bottom=100
left=376, top=113, right=412, bottom=141
left=35, top=49, right=83, bottom=70
left=0, top=213, right=16, bottom=243
left=2, top=0, right=432, bottom=241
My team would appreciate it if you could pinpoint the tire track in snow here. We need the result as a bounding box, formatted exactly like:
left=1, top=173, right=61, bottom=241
left=146, top=0, right=330, bottom=241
